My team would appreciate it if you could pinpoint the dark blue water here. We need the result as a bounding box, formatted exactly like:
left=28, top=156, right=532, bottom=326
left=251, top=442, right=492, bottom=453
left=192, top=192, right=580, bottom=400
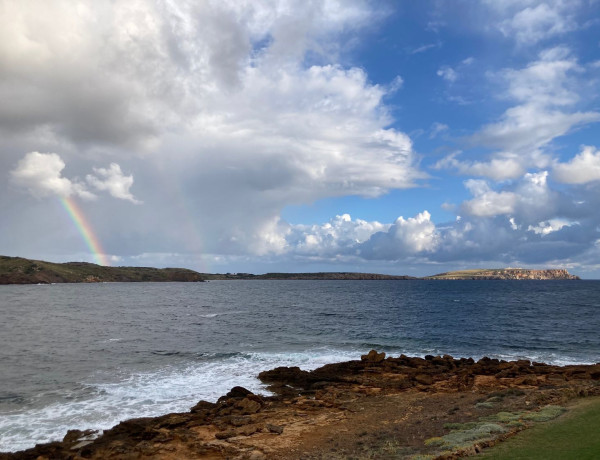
left=1, top=280, right=599, bottom=451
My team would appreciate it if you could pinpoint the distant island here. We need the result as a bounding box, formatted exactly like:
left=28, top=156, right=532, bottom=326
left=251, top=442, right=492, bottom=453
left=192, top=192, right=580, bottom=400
left=0, top=256, right=580, bottom=284
left=424, top=268, right=580, bottom=280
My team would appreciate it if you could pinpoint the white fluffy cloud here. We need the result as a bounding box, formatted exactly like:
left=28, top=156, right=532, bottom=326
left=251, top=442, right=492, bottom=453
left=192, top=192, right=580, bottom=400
left=287, top=214, right=390, bottom=256
left=486, top=0, right=580, bottom=45
left=554, top=145, right=600, bottom=184
left=461, top=171, right=558, bottom=222
left=87, top=164, right=141, bottom=204
left=356, top=211, right=439, bottom=260
left=10, top=152, right=140, bottom=203
left=10, top=152, right=94, bottom=200
left=462, top=180, right=518, bottom=217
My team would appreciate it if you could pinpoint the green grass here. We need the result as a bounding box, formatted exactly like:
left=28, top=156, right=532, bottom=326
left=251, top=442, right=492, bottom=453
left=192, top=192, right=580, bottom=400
left=479, top=397, right=600, bottom=459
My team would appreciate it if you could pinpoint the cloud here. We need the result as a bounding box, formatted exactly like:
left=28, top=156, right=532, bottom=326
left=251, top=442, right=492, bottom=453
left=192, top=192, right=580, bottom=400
left=553, top=145, right=600, bottom=184
left=411, top=42, right=440, bottom=54
left=462, top=180, right=518, bottom=217
left=287, top=213, right=390, bottom=257
left=87, top=163, right=142, bottom=204
left=494, top=1, right=579, bottom=45
left=461, top=171, right=560, bottom=222
left=10, top=152, right=95, bottom=200
left=429, top=122, right=449, bottom=139
left=0, top=1, right=426, bottom=260
left=528, top=218, right=577, bottom=235
left=357, top=211, right=439, bottom=260
left=437, top=47, right=600, bottom=180
left=437, top=66, right=458, bottom=82
left=10, top=152, right=141, bottom=203
left=434, top=152, right=525, bottom=181
left=472, top=47, right=599, bottom=153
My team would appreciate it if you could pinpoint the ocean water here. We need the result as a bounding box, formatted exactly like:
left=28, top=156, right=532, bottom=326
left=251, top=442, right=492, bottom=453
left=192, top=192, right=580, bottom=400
left=1, top=279, right=599, bottom=452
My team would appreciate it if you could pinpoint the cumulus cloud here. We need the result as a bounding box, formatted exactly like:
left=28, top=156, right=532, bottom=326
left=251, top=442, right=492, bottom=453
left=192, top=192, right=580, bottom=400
left=10, top=152, right=95, bottom=200
left=492, top=0, right=579, bottom=45
left=287, top=213, right=390, bottom=256
left=460, top=171, right=558, bottom=223
left=554, top=145, right=600, bottom=184
left=10, top=152, right=141, bottom=203
left=87, top=164, right=142, bottom=204
left=462, top=180, right=517, bottom=217
left=357, top=211, right=439, bottom=260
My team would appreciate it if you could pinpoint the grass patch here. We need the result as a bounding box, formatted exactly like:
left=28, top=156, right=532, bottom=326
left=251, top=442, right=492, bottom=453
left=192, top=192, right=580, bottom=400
left=481, top=411, right=523, bottom=423
left=521, top=405, right=566, bottom=422
left=479, top=397, right=600, bottom=459
left=475, top=401, right=496, bottom=409
left=444, top=421, right=480, bottom=431
left=425, top=422, right=507, bottom=450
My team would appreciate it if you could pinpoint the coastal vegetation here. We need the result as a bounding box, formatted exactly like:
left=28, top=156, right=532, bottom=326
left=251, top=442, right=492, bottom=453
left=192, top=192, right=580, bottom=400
left=480, top=396, right=600, bottom=459
left=0, top=256, right=204, bottom=284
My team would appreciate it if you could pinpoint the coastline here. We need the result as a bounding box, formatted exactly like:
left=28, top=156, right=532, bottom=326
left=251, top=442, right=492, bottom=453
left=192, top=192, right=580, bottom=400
left=3, top=352, right=599, bottom=459
left=0, top=256, right=582, bottom=284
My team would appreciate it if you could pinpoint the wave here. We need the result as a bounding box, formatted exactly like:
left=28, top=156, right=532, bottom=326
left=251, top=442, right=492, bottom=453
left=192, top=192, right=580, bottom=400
left=0, top=347, right=360, bottom=452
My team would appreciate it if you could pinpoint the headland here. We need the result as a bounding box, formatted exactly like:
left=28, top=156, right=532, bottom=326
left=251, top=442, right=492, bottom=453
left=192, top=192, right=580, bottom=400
left=0, top=256, right=204, bottom=284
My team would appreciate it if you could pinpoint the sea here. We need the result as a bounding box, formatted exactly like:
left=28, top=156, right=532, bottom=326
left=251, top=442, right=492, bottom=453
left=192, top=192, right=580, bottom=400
left=1, top=280, right=599, bottom=452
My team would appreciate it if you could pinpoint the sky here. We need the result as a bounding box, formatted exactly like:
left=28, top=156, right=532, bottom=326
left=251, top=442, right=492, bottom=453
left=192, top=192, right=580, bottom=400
left=2, top=0, right=600, bottom=277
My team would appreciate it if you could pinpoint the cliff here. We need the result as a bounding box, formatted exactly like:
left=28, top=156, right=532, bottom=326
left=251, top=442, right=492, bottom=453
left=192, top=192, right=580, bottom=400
left=425, top=268, right=580, bottom=280
left=0, top=256, right=204, bottom=284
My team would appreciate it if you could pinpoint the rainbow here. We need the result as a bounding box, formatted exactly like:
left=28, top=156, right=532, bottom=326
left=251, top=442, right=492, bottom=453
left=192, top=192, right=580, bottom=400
left=59, top=197, right=110, bottom=266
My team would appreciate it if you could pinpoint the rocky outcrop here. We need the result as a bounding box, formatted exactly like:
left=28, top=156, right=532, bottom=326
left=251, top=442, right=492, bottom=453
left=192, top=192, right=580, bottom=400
left=3, top=352, right=599, bottom=459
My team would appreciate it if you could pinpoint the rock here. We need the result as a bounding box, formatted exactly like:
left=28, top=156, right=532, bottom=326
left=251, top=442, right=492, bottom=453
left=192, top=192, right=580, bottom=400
left=361, top=350, right=386, bottom=363
left=236, top=397, right=263, bottom=415
left=414, top=374, right=433, bottom=385
left=259, top=366, right=312, bottom=387
left=190, top=400, right=216, bottom=413
left=215, top=430, right=236, bottom=440
left=266, top=423, right=284, bottom=434
left=226, top=386, right=254, bottom=398
left=236, top=425, right=260, bottom=436
left=229, top=415, right=252, bottom=427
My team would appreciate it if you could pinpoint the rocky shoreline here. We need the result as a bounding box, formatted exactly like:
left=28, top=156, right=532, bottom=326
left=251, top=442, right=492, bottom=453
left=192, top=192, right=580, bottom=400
left=2, top=352, right=599, bottom=459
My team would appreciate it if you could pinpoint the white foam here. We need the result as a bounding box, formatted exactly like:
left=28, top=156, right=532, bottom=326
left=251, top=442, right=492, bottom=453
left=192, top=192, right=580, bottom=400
left=0, top=348, right=360, bottom=452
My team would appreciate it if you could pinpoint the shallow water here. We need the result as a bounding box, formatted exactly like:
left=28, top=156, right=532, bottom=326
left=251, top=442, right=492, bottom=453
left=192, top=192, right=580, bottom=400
left=1, top=280, right=599, bottom=451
